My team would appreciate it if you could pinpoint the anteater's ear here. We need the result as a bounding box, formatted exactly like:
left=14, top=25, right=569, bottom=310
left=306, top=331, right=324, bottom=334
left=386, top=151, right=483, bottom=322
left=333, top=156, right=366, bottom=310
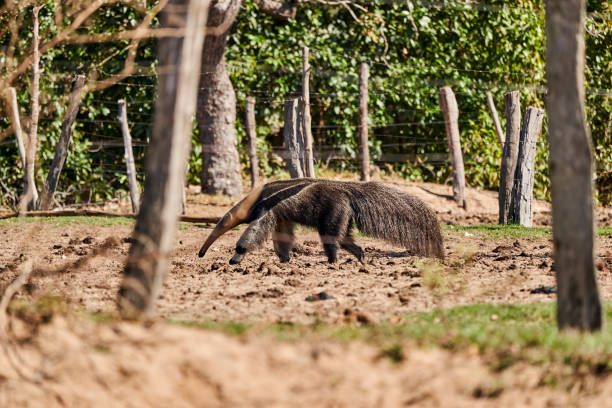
left=197, top=185, right=264, bottom=257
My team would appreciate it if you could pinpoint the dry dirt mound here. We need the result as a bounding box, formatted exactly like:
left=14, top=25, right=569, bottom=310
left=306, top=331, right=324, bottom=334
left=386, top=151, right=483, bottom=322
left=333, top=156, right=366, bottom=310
left=1, top=316, right=608, bottom=408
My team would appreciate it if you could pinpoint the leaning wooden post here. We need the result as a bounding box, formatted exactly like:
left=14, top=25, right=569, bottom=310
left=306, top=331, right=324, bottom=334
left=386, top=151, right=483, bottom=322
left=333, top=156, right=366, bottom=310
left=117, top=99, right=140, bottom=213
left=358, top=62, right=370, bottom=181
left=439, top=86, right=466, bottom=209
left=39, top=75, right=86, bottom=210
left=181, top=165, right=188, bottom=215
left=245, top=96, right=259, bottom=188
left=118, top=0, right=210, bottom=318
left=498, top=91, right=521, bottom=224
left=283, top=98, right=304, bottom=178
left=486, top=91, right=505, bottom=148
left=302, top=46, right=315, bottom=178
left=546, top=0, right=601, bottom=331
left=509, top=107, right=545, bottom=226
left=22, top=5, right=43, bottom=212
left=6, top=88, right=27, bottom=170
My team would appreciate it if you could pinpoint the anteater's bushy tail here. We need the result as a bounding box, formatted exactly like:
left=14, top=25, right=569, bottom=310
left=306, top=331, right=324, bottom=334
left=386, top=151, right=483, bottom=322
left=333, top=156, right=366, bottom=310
left=350, top=182, right=445, bottom=259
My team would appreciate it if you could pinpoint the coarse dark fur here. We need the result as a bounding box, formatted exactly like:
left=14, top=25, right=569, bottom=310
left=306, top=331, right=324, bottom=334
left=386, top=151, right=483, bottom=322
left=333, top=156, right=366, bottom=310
left=198, top=179, right=445, bottom=264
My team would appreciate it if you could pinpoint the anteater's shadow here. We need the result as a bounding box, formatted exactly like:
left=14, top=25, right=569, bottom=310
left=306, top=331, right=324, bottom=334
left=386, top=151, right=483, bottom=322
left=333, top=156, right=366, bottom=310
left=418, top=186, right=454, bottom=201
left=367, top=250, right=413, bottom=259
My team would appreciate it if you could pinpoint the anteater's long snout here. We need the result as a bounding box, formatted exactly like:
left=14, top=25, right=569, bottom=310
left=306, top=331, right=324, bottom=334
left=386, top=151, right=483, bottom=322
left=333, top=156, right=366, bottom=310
left=197, top=185, right=264, bottom=258
left=198, top=221, right=232, bottom=257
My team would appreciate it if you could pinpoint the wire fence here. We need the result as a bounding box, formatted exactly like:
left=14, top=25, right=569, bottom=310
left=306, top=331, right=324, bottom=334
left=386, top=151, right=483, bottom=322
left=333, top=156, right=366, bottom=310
left=1, top=38, right=611, bottom=209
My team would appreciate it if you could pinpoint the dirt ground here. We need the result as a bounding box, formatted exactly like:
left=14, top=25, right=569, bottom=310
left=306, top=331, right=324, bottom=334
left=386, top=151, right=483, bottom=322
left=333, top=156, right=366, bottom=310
left=2, top=179, right=612, bottom=407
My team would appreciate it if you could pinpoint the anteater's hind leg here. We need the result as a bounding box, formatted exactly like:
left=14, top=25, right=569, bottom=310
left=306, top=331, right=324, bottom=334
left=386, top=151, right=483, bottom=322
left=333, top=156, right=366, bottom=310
left=230, top=212, right=276, bottom=265
left=273, top=220, right=295, bottom=263
left=318, top=203, right=351, bottom=263
left=340, top=228, right=365, bottom=264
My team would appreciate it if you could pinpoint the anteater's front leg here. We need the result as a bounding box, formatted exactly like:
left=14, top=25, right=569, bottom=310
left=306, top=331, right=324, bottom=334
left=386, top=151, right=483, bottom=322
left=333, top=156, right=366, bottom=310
left=230, top=212, right=277, bottom=265
left=272, top=220, right=295, bottom=263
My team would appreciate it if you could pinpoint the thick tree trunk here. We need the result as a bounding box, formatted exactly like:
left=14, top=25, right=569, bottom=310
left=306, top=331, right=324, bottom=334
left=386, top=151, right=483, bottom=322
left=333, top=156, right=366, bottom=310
left=117, top=0, right=209, bottom=319
left=546, top=0, right=602, bottom=331
left=196, top=0, right=244, bottom=197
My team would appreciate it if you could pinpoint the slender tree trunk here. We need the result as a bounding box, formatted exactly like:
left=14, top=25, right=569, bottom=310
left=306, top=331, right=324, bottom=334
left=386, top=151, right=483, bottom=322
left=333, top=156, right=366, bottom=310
left=485, top=91, right=505, bottom=148
left=546, top=0, right=602, bottom=331
left=6, top=88, right=27, bottom=171
left=40, top=75, right=86, bottom=210
left=196, top=0, right=244, bottom=197
left=118, top=0, right=209, bottom=319
left=22, top=5, right=43, bottom=212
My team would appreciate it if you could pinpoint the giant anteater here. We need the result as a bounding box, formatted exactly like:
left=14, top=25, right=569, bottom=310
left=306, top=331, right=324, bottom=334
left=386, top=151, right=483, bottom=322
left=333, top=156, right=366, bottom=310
left=198, top=179, right=444, bottom=264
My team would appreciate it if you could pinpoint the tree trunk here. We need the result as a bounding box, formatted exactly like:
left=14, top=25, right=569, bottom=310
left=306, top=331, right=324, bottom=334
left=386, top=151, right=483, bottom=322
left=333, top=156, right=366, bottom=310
left=118, top=0, right=209, bottom=319
left=22, top=6, right=43, bottom=212
left=40, top=75, right=86, bottom=210
left=196, top=0, right=244, bottom=197
left=499, top=91, right=521, bottom=224
left=6, top=88, right=27, bottom=171
left=545, top=0, right=602, bottom=331
left=485, top=91, right=505, bottom=148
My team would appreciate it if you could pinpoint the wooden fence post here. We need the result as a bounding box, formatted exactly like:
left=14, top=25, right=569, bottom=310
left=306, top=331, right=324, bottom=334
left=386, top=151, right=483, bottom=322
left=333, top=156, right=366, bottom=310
left=118, top=0, right=210, bottom=319
left=181, top=165, right=188, bottom=215
left=283, top=98, right=304, bottom=178
left=510, top=107, right=545, bottom=226
left=117, top=99, right=140, bottom=213
left=358, top=62, right=370, bottom=182
left=245, top=96, right=259, bottom=188
left=546, top=0, right=601, bottom=331
left=40, top=75, right=86, bottom=210
left=486, top=91, right=505, bottom=148
left=498, top=91, right=521, bottom=224
left=6, top=88, right=26, bottom=170
left=302, top=46, right=315, bottom=178
left=439, top=86, right=466, bottom=209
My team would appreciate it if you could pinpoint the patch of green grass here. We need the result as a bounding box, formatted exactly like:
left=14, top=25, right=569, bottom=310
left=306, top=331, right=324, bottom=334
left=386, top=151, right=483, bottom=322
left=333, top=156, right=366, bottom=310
left=599, top=227, right=612, bottom=238
left=443, top=224, right=612, bottom=240
left=172, top=319, right=253, bottom=336
left=442, top=224, right=551, bottom=240
left=0, top=216, right=135, bottom=228
left=171, top=302, right=612, bottom=376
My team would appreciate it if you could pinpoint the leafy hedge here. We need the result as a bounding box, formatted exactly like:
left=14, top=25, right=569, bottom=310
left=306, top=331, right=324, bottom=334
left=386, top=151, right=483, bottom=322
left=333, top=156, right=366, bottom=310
left=0, top=0, right=610, bottom=207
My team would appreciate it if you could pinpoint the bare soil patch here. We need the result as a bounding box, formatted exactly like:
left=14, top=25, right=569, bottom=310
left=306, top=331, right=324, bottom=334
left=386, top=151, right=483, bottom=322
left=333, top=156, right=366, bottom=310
left=4, top=316, right=609, bottom=408
left=1, top=179, right=612, bottom=406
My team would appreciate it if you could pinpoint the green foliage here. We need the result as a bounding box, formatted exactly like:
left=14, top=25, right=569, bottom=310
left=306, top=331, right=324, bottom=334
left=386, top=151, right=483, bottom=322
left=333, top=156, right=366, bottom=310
left=0, top=1, right=610, bottom=206
left=228, top=0, right=611, bottom=202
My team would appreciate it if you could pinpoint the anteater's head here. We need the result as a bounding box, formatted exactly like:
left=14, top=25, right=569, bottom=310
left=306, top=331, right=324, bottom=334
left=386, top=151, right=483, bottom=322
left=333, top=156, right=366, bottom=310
left=197, top=185, right=264, bottom=258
